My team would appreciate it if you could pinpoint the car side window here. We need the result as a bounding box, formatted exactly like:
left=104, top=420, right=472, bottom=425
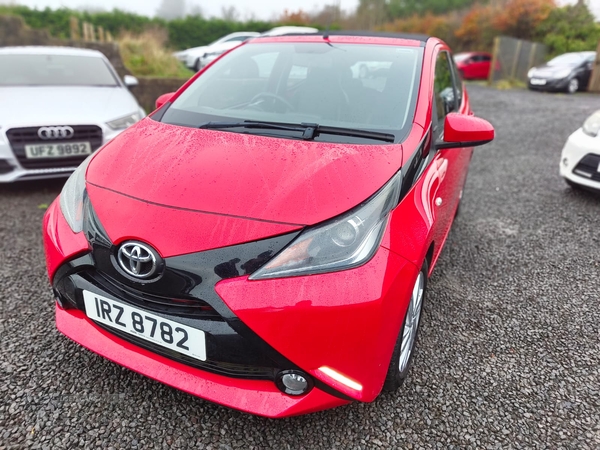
left=448, top=53, right=463, bottom=108
left=434, top=51, right=457, bottom=127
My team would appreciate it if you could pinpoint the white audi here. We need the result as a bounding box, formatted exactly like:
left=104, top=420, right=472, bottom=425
left=0, top=46, right=145, bottom=182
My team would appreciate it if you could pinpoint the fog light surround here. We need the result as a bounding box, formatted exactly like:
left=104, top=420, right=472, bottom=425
left=275, top=370, right=313, bottom=396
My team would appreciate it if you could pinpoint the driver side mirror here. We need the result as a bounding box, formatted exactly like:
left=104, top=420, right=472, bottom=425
left=156, top=92, right=176, bottom=110
left=436, top=113, right=494, bottom=150
left=123, top=75, right=139, bottom=88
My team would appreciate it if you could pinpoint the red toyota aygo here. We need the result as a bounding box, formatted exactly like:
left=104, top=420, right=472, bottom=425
left=43, top=32, right=494, bottom=418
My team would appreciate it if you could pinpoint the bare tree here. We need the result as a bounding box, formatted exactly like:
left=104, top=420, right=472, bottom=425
left=221, top=6, right=239, bottom=22
left=156, top=0, right=187, bottom=20
left=188, top=4, right=204, bottom=17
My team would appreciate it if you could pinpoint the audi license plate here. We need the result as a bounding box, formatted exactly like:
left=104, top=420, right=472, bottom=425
left=24, top=142, right=92, bottom=159
left=83, top=290, right=207, bottom=361
left=530, top=78, right=547, bottom=86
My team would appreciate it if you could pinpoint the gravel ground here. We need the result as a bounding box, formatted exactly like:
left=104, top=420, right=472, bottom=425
left=1, top=85, right=599, bottom=449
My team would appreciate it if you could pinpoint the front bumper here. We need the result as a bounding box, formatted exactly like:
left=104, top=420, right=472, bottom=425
left=559, top=128, right=600, bottom=192
left=56, top=306, right=348, bottom=417
left=528, top=77, right=570, bottom=92
left=44, top=196, right=419, bottom=416
left=0, top=125, right=124, bottom=183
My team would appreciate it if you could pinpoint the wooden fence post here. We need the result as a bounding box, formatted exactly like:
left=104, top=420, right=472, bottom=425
left=69, top=16, right=80, bottom=41
left=98, top=26, right=105, bottom=42
left=488, top=36, right=500, bottom=85
left=588, top=40, right=600, bottom=92
left=510, top=39, right=523, bottom=80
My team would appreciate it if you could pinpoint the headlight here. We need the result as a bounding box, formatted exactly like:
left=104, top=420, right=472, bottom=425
left=527, top=68, right=537, bottom=78
left=59, top=154, right=94, bottom=233
left=106, top=112, right=141, bottom=130
left=554, top=68, right=572, bottom=79
left=582, top=111, right=600, bottom=137
left=249, top=171, right=402, bottom=280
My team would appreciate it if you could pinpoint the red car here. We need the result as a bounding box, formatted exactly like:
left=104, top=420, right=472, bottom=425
left=43, top=32, right=494, bottom=418
left=454, top=52, right=493, bottom=80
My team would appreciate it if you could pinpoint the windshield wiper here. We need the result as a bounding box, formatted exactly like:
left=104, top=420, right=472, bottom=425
left=198, top=120, right=395, bottom=143
left=198, top=120, right=316, bottom=138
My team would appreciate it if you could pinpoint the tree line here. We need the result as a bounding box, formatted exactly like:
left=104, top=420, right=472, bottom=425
left=0, top=0, right=598, bottom=56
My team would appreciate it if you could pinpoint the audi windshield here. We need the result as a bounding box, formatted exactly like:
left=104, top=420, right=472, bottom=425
left=160, top=42, right=423, bottom=143
left=0, top=54, right=119, bottom=87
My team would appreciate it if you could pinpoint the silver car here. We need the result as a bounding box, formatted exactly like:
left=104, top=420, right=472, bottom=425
left=0, top=46, right=145, bottom=182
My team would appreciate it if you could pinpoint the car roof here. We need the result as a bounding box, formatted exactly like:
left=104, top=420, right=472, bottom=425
left=0, top=46, right=105, bottom=57
left=253, top=31, right=430, bottom=46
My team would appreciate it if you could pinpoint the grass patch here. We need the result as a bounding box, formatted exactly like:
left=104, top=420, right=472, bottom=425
left=119, top=29, right=193, bottom=79
left=494, top=78, right=527, bottom=90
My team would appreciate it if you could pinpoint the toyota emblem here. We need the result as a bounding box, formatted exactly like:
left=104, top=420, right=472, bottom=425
left=38, top=126, right=75, bottom=140
left=116, top=241, right=162, bottom=280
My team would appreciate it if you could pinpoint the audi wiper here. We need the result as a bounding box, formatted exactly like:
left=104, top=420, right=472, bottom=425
left=198, top=120, right=396, bottom=143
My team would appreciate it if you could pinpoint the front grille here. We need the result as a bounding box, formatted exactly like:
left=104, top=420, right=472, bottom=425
left=573, top=154, right=600, bottom=182
left=83, top=271, right=222, bottom=321
left=99, top=324, right=276, bottom=380
left=6, top=125, right=103, bottom=169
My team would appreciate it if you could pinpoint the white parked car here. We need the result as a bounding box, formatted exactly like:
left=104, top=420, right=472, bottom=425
left=260, top=26, right=319, bottom=36
left=197, top=27, right=320, bottom=71
left=560, top=110, right=600, bottom=193
left=0, top=46, right=144, bottom=183
left=176, top=32, right=260, bottom=72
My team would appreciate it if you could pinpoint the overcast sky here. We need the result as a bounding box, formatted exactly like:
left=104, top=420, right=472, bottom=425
left=5, top=0, right=600, bottom=20
left=7, top=0, right=360, bottom=20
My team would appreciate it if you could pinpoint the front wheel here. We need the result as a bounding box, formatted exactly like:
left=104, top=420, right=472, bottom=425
left=566, top=78, right=579, bottom=94
left=383, top=261, right=428, bottom=392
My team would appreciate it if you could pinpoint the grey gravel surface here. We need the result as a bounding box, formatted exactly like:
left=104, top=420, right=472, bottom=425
left=1, top=85, right=599, bottom=449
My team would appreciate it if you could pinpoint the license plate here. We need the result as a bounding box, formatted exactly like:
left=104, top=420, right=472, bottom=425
left=24, top=142, right=92, bottom=159
left=530, top=78, right=546, bottom=86
left=83, top=291, right=207, bottom=361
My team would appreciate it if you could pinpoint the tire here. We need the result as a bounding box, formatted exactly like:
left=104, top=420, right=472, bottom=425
left=382, top=260, right=428, bottom=392
left=194, top=58, right=202, bottom=72
left=566, top=78, right=579, bottom=94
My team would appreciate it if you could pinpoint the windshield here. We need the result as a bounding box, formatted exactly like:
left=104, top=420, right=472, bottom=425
left=0, top=54, right=119, bottom=87
left=161, top=42, right=423, bottom=143
left=547, top=53, right=585, bottom=66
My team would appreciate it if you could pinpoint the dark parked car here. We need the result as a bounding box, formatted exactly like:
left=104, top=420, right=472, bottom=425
left=528, top=51, right=596, bottom=94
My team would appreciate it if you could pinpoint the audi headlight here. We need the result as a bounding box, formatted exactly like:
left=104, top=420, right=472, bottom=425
left=250, top=171, right=402, bottom=280
left=554, top=68, right=572, bottom=79
left=583, top=110, right=600, bottom=137
left=59, top=154, right=94, bottom=233
left=106, top=112, right=141, bottom=130
left=527, top=68, right=537, bottom=78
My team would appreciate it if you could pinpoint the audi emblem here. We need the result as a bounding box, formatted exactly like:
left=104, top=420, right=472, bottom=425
left=38, top=126, right=75, bottom=140
left=116, top=241, right=162, bottom=280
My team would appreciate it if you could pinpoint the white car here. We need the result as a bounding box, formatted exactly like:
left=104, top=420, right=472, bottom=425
left=260, top=26, right=319, bottom=36
left=0, top=46, right=144, bottom=182
left=198, top=27, right=320, bottom=71
left=560, top=110, right=600, bottom=193
left=176, top=32, right=260, bottom=71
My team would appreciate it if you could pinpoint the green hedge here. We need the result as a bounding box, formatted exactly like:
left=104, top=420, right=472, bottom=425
left=0, top=5, right=273, bottom=50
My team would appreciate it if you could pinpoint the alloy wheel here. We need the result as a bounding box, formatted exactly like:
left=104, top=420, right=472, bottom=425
left=398, top=271, right=425, bottom=373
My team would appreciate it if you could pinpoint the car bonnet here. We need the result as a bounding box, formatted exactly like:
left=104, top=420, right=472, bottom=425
left=85, top=118, right=405, bottom=228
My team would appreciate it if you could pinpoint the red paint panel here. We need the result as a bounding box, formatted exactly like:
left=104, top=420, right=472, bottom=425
left=55, top=306, right=349, bottom=418
left=43, top=199, right=90, bottom=281
left=444, top=113, right=495, bottom=144
left=86, top=119, right=404, bottom=226
left=86, top=183, right=301, bottom=257
left=215, top=248, right=418, bottom=402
